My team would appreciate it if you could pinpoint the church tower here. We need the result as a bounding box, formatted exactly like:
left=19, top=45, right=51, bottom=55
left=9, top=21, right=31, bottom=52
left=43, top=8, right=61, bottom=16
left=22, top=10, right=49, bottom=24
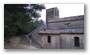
left=46, top=7, right=59, bottom=29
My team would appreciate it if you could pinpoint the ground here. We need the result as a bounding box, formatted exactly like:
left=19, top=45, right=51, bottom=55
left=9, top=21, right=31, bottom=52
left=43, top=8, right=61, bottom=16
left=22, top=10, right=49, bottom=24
left=4, top=43, right=39, bottom=49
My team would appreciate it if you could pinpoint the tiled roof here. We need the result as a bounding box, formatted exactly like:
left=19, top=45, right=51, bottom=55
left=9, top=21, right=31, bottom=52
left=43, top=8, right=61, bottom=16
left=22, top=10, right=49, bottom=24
left=49, top=15, right=84, bottom=23
left=39, top=28, right=84, bottom=34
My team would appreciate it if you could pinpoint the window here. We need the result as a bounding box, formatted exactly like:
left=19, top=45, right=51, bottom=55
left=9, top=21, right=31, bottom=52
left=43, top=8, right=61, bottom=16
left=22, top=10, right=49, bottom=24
left=57, top=11, right=59, bottom=17
left=74, top=37, right=79, bottom=47
left=44, top=29, right=46, bottom=31
left=47, top=36, right=51, bottom=43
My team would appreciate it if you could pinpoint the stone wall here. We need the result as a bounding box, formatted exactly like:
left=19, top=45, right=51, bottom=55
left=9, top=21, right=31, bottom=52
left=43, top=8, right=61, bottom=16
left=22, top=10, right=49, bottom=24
left=38, top=34, right=60, bottom=49
left=9, top=36, right=21, bottom=46
left=60, top=34, right=84, bottom=49
left=48, top=20, right=84, bottom=29
left=46, top=7, right=59, bottom=29
left=9, top=36, right=30, bottom=46
left=38, top=34, right=84, bottom=49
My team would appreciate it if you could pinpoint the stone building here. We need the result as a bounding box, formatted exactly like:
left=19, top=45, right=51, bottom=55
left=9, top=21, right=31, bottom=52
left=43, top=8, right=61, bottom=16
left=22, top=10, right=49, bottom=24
left=28, top=7, right=84, bottom=49
left=38, top=7, right=84, bottom=49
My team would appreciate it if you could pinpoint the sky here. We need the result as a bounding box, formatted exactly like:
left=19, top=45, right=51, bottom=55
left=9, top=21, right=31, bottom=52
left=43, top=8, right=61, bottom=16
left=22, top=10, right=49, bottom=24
left=39, top=4, right=84, bottom=22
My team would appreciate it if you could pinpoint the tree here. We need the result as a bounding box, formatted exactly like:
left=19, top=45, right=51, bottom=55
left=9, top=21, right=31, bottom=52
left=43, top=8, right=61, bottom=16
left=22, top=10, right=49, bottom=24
left=4, top=4, right=45, bottom=39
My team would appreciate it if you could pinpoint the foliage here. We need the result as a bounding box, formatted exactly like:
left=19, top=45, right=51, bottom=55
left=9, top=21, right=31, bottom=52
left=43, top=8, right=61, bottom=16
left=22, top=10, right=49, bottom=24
left=4, top=4, right=45, bottom=38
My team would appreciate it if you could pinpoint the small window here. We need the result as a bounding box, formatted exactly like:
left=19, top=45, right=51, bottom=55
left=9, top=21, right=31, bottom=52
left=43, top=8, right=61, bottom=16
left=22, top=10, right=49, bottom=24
left=57, top=12, right=59, bottom=17
left=44, top=29, right=46, bottom=31
left=64, top=23, right=70, bottom=26
left=47, top=36, right=51, bottom=43
left=74, top=37, right=79, bottom=47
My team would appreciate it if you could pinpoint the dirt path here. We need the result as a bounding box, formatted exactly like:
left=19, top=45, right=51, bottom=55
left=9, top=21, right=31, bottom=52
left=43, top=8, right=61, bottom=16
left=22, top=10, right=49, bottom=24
left=4, top=43, right=39, bottom=49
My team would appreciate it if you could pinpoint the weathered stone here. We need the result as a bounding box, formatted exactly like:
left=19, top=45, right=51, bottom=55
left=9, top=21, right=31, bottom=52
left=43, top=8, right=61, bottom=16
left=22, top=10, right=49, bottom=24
left=9, top=36, right=20, bottom=46
left=38, top=34, right=84, bottom=49
left=28, top=7, right=84, bottom=49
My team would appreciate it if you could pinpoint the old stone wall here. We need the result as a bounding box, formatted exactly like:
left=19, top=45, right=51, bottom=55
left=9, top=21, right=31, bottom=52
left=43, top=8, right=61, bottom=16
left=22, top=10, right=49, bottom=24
left=60, top=34, right=84, bottom=49
left=38, top=34, right=84, bottom=49
left=48, top=20, right=84, bottom=29
left=9, top=36, right=30, bottom=46
left=38, top=34, right=60, bottom=49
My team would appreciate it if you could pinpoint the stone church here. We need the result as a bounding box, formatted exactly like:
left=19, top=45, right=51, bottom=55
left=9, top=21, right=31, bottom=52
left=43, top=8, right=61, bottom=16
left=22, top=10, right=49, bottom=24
left=28, top=7, right=84, bottom=49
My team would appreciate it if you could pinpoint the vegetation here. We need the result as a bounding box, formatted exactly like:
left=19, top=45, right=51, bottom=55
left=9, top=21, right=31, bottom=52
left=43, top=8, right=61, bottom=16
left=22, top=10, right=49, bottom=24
left=4, top=4, right=45, bottom=39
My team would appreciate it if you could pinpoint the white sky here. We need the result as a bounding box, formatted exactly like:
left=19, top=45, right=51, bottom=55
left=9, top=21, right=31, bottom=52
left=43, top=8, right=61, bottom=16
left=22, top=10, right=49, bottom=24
left=39, top=4, right=84, bottom=22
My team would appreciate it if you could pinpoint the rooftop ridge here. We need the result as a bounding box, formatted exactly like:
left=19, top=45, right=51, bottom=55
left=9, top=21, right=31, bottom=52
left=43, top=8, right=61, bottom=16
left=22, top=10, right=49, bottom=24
left=49, top=15, right=84, bottom=22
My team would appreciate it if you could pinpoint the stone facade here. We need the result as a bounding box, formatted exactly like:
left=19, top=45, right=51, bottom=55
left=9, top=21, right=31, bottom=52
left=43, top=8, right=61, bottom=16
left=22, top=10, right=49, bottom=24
left=46, top=7, right=59, bottom=29
left=38, top=34, right=84, bottom=49
left=38, top=7, right=84, bottom=49
left=48, top=18, right=84, bottom=30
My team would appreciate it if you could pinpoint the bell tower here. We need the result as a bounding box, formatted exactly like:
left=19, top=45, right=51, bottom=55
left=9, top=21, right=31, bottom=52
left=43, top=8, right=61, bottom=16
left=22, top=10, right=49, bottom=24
left=46, top=7, right=59, bottom=29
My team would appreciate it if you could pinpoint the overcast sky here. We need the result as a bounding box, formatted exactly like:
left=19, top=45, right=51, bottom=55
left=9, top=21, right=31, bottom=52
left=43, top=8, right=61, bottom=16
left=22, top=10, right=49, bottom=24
left=39, top=4, right=84, bottom=22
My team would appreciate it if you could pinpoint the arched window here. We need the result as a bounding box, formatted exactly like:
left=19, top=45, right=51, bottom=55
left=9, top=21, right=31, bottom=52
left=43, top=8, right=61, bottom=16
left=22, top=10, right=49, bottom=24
left=47, top=36, right=51, bottom=43
left=44, top=29, right=46, bottom=31
left=74, top=37, right=79, bottom=47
